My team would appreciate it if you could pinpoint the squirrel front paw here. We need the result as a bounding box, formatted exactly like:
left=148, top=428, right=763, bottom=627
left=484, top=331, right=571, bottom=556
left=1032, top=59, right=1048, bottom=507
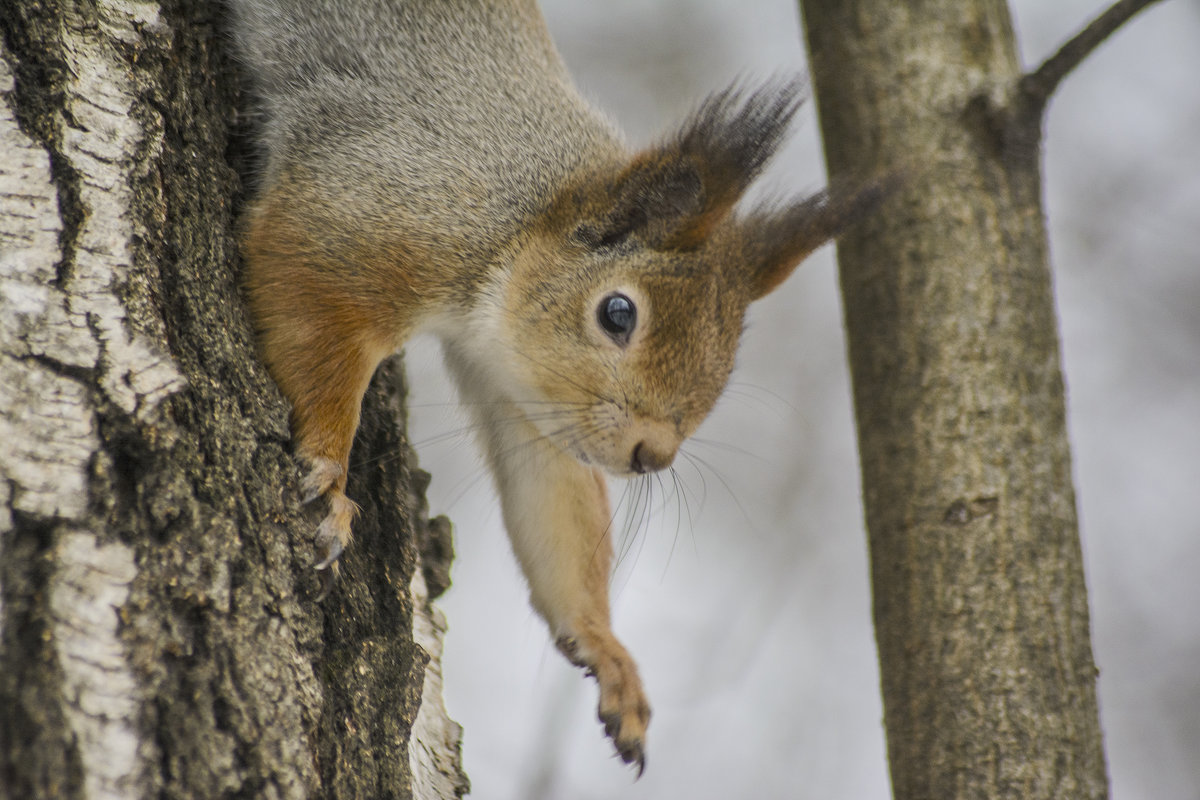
left=557, top=632, right=651, bottom=775
left=300, top=458, right=357, bottom=597
left=314, top=495, right=355, bottom=570
left=312, top=490, right=357, bottom=598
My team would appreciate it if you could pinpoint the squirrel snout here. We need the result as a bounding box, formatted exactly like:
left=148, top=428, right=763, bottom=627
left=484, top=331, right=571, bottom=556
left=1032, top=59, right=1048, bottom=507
left=630, top=440, right=676, bottom=474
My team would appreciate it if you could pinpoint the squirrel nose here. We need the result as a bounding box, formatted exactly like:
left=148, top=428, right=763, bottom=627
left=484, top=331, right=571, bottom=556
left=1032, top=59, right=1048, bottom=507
left=631, top=440, right=674, bottom=474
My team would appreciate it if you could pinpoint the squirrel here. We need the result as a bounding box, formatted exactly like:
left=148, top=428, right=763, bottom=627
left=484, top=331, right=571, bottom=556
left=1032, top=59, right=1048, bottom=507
left=229, top=0, right=888, bottom=774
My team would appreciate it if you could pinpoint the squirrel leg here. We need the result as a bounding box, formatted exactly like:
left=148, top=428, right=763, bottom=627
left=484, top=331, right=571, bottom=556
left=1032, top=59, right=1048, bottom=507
left=479, top=406, right=651, bottom=773
left=242, top=197, right=400, bottom=591
left=289, top=334, right=385, bottom=575
left=255, top=302, right=389, bottom=580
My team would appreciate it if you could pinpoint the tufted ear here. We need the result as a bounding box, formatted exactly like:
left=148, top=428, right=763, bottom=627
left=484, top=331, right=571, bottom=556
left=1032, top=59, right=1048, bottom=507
left=741, top=175, right=897, bottom=300
left=575, top=78, right=805, bottom=252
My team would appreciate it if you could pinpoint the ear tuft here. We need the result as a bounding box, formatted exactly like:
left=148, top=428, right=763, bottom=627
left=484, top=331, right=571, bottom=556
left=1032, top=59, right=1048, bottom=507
left=743, top=172, right=901, bottom=299
left=674, top=77, right=806, bottom=209
left=576, top=77, right=806, bottom=253
left=575, top=160, right=703, bottom=250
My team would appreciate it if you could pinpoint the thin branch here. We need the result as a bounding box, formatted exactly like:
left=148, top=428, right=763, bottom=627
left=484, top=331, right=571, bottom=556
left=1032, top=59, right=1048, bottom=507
left=1020, top=0, right=1166, bottom=115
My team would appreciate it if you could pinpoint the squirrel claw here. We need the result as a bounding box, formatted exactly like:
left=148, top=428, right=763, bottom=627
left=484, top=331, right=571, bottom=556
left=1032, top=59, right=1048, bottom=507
left=314, top=563, right=339, bottom=601
left=601, top=710, right=646, bottom=776
left=310, top=489, right=356, bottom=581
left=624, top=744, right=646, bottom=779
left=300, top=457, right=343, bottom=504
left=313, top=508, right=348, bottom=570
left=313, top=530, right=341, bottom=601
left=314, top=535, right=344, bottom=571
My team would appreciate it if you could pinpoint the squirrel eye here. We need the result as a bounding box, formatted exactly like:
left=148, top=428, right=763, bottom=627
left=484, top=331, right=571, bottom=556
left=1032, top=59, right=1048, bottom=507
left=597, top=293, right=637, bottom=344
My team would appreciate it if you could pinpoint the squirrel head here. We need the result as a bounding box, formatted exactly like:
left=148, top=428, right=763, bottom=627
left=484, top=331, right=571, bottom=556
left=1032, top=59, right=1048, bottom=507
left=495, top=79, right=890, bottom=477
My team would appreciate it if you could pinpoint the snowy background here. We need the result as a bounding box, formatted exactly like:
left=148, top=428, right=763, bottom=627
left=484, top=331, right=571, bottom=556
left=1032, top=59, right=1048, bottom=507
left=402, top=1, right=1200, bottom=797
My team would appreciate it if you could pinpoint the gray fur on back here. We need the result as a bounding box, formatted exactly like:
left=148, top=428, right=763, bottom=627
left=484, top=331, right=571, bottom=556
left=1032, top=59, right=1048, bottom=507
left=228, top=0, right=624, bottom=251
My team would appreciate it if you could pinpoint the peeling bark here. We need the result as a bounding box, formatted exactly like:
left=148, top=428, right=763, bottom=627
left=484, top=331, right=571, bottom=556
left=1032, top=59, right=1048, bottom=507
left=0, top=2, right=466, bottom=798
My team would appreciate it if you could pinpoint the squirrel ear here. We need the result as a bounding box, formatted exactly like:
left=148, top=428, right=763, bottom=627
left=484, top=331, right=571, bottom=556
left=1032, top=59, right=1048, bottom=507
left=574, top=157, right=704, bottom=250
left=742, top=176, right=897, bottom=300
left=576, top=78, right=805, bottom=252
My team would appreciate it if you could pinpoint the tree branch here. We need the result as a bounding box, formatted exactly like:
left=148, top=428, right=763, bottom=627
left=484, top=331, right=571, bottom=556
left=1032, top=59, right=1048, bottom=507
left=1020, top=0, right=1165, bottom=115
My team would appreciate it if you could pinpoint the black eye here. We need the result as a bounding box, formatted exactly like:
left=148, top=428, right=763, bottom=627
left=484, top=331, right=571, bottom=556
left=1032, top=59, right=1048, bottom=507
left=597, top=293, right=637, bottom=344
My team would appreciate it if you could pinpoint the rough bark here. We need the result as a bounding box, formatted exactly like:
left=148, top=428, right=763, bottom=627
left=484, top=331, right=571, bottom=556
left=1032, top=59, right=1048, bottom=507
left=798, top=2, right=1107, bottom=798
left=0, top=2, right=466, bottom=799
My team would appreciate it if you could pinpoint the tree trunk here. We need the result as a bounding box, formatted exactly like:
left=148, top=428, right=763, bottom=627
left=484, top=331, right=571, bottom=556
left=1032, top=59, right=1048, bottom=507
left=0, top=3, right=466, bottom=798
left=798, top=1, right=1108, bottom=797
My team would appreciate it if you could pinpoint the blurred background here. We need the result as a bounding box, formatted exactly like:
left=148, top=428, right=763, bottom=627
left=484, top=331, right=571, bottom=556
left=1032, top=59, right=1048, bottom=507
left=403, top=1, right=1200, bottom=797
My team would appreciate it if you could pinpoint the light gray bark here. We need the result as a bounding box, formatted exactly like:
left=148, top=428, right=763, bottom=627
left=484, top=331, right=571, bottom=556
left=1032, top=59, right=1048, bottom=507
left=0, top=3, right=466, bottom=798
